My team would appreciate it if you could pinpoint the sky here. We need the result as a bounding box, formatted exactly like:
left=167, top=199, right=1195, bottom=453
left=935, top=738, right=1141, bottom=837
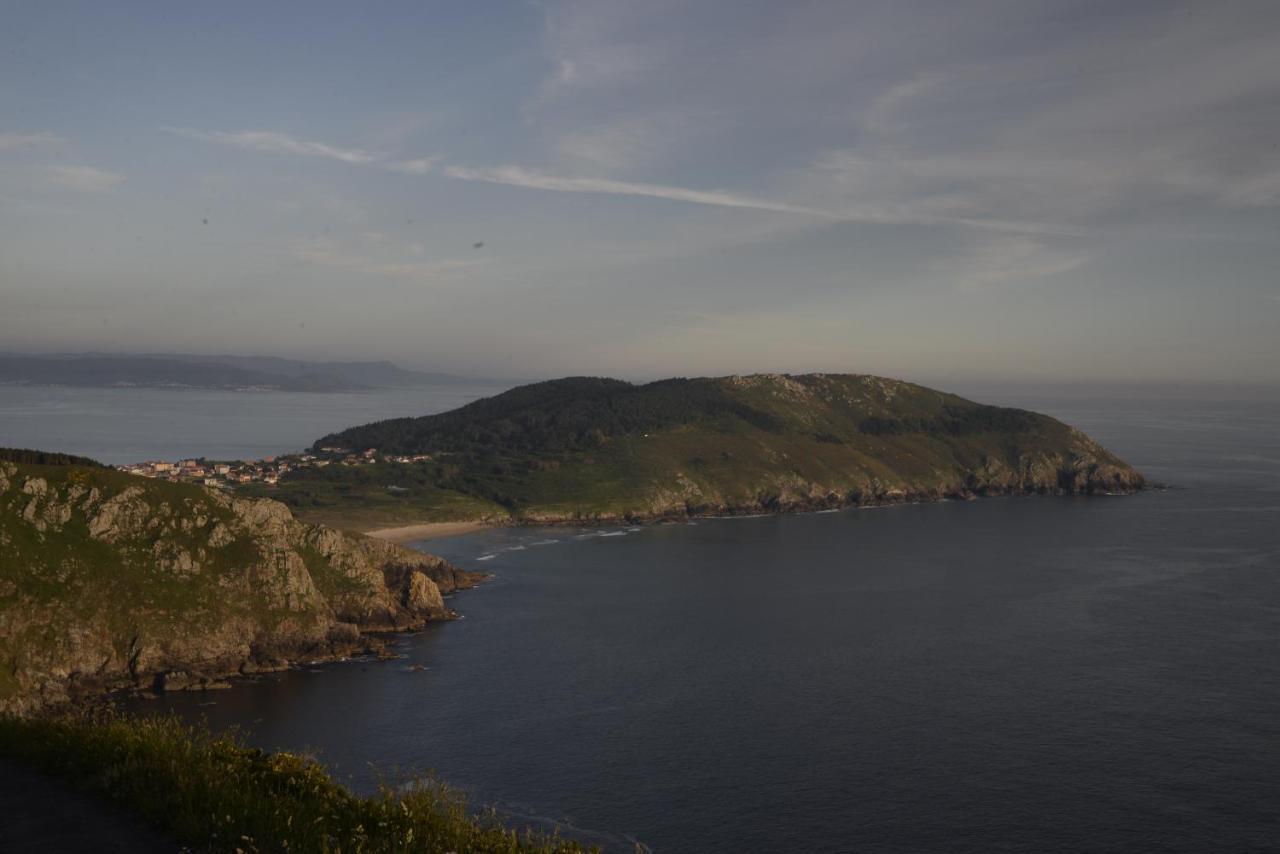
left=2, top=0, right=1278, bottom=385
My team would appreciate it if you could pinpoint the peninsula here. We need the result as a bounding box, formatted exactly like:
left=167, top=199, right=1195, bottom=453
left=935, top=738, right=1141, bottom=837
left=247, top=373, right=1143, bottom=530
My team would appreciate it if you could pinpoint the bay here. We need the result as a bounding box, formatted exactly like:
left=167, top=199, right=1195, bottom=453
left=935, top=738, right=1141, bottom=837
left=130, top=388, right=1280, bottom=852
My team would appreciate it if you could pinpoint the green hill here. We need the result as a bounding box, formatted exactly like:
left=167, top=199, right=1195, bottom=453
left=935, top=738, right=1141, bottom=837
left=279, top=373, right=1143, bottom=527
left=0, top=457, right=481, bottom=715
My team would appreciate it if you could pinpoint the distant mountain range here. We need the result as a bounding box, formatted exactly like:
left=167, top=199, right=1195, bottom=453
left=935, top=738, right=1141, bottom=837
left=0, top=353, right=490, bottom=391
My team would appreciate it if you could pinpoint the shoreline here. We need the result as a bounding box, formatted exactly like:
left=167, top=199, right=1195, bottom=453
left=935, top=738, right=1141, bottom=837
left=364, top=520, right=496, bottom=543
left=355, top=482, right=1148, bottom=543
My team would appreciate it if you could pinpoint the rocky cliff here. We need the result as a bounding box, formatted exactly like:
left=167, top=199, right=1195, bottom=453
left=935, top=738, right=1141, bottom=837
left=0, top=460, right=483, bottom=716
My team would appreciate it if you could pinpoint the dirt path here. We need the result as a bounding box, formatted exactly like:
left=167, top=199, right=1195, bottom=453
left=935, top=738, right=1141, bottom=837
left=0, top=760, right=178, bottom=852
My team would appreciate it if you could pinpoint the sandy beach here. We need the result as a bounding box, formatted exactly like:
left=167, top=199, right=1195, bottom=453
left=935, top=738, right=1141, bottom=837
left=363, top=521, right=494, bottom=544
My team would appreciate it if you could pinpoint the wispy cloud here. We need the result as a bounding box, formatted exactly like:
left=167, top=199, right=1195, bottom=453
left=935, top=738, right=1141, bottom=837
left=386, top=157, right=438, bottom=175
left=291, top=238, right=483, bottom=281
left=164, top=120, right=895, bottom=224
left=0, top=131, right=66, bottom=151
left=861, top=72, right=946, bottom=135
left=163, top=128, right=378, bottom=164
left=800, top=7, right=1280, bottom=235
left=167, top=126, right=445, bottom=178
left=172, top=124, right=858, bottom=221
left=443, top=164, right=839, bottom=218
left=442, top=163, right=1087, bottom=236
left=162, top=126, right=1077, bottom=230
left=530, top=0, right=1280, bottom=243
left=940, top=236, right=1089, bottom=293
left=37, top=165, right=124, bottom=192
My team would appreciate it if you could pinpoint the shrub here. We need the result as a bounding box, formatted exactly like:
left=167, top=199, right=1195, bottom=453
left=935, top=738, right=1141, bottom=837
left=0, top=712, right=595, bottom=853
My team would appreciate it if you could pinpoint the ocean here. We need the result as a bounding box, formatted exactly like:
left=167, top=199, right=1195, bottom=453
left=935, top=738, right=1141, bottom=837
left=21, top=383, right=1277, bottom=852
left=0, top=383, right=509, bottom=464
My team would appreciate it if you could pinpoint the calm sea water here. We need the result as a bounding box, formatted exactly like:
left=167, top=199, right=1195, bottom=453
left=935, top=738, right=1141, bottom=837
left=101, top=388, right=1280, bottom=851
left=0, top=384, right=509, bottom=463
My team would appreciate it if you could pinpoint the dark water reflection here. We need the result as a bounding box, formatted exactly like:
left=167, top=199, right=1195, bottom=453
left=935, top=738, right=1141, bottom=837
left=138, top=393, right=1280, bottom=853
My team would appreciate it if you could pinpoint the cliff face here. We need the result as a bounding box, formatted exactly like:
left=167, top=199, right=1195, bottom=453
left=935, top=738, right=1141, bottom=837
left=511, top=439, right=1145, bottom=524
left=0, top=462, right=482, bottom=716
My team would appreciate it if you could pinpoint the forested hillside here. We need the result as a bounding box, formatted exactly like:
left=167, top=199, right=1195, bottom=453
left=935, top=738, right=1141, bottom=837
left=276, top=373, right=1145, bottom=527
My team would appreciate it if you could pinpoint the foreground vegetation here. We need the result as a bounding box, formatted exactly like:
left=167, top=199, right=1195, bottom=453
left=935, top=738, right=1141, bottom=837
left=270, top=373, right=1143, bottom=527
left=0, top=713, right=596, bottom=853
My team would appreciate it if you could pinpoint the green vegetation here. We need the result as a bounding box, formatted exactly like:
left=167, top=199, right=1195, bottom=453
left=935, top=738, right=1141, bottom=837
left=239, top=469, right=508, bottom=530
left=0, top=447, right=105, bottom=467
left=0, top=712, right=595, bottom=853
left=0, top=457, right=468, bottom=714
left=318, top=377, right=787, bottom=456
left=0, top=462, right=294, bottom=642
left=0, top=462, right=259, bottom=617
left=268, top=373, right=1142, bottom=527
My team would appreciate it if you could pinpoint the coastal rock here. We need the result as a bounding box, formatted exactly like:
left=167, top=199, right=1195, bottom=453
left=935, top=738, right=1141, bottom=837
left=87, top=487, right=151, bottom=542
left=0, top=463, right=479, bottom=716
left=396, top=567, right=447, bottom=616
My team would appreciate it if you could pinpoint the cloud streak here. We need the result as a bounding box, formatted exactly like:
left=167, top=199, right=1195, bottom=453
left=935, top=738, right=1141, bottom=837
left=443, top=164, right=840, bottom=218
left=166, top=126, right=442, bottom=177
left=939, top=236, right=1089, bottom=293
left=165, top=123, right=863, bottom=222
left=163, top=128, right=378, bottom=164
left=161, top=126, right=1079, bottom=233
left=386, top=157, right=438, bottom=175
left=0, top=131, right=66, bottom=151
left=291, top=238, right=484, bottom=281
left=37, top=165, right=124, bottom=192
left=441, top=163, right=1086, bottom=237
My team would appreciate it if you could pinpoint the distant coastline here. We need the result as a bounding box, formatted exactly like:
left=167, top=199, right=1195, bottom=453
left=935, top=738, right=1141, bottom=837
left=351, top=483, right=1144, bottom=542
left=0, top=352, right=497, bottom=393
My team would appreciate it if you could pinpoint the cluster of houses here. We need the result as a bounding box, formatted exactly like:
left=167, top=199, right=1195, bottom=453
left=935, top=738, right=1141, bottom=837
left=116, top=447, right=433, bottom=489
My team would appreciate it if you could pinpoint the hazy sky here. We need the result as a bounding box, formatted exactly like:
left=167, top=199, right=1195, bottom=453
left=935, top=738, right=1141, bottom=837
left=2, top=1, right=1278, bottom=384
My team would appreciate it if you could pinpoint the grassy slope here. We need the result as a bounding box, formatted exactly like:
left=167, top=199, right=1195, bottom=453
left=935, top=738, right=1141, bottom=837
left=1, top=464, right=262, bottom=610
left=0, top=464, right=308, bottom=704
left=0, top=713, right=593, bottom=853
left=264, top=373, right=1141, bottom=528
left=240, top=475, right=508, bottom=530
left=1, top=458, right=479, bottom=713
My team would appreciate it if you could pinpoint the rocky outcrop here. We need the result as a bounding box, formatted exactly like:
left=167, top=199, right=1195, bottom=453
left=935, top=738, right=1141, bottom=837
left=513, top=431, right=1145, bottom=525
left=0, top=462, right=484, bottom=716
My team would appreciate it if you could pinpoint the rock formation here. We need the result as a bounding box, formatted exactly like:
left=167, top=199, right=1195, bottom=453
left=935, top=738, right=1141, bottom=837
left=0, top=461, right=483, bottom=715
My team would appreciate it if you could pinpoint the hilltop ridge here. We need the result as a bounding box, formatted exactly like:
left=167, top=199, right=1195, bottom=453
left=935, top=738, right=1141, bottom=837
left=269, top=373, right=1145, bottom=528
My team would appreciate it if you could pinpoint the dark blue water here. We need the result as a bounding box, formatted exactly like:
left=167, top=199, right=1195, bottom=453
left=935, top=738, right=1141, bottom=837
left=140, top=392, right=1280, bottom=852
